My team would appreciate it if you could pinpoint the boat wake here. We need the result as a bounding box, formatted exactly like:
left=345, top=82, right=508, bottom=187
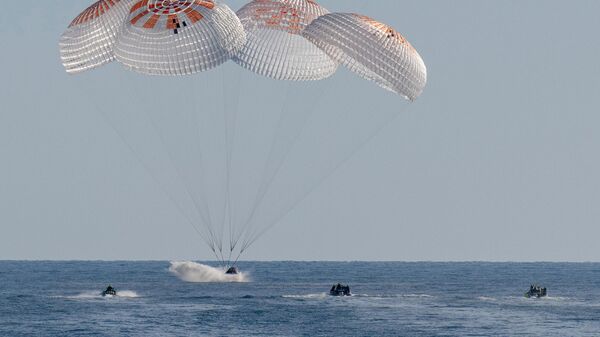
left=478, top=295, right=577, bottom=306
left=114, top=290, right=140, bottom=298
left=62, top=290, right=140, bottom=300
left=283, top=293, right=433, bottom=300
left=282, top=293, right=328, bottom=299
left=169, top=261, right=249, bottom=283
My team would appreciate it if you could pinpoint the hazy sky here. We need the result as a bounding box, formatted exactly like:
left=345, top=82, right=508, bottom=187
left=1, top=1, right=599, bottom=261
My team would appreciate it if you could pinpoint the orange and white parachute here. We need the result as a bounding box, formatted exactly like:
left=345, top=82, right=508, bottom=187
left=303, top=13, right=427, bottom=100
left=114, top=0, right=246, bottom=75
left=233, top=0, right=337, bottom=81
left=59, top=0, right=135, bottom=74
left=60, top=1, right=427, bottom=98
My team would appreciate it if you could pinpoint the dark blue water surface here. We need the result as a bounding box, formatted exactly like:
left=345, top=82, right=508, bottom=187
left=1, top=261, right=599, bottom=336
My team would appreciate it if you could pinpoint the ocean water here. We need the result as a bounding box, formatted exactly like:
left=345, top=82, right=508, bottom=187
left=1, top=261, right=599, bottom=336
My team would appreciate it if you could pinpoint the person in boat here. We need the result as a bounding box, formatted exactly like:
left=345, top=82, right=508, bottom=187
left=330, top=283, right=351, bottom=296
left=102, top=285, right=116, bottom=296
left=525, top=284, right=547, bottom=298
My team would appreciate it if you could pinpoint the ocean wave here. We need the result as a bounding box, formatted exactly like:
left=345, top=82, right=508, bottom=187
left=169, top=261, right=249, bottom=283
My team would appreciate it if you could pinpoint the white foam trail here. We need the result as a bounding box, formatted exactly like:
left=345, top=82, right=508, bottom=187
left=352, top=293, right=433, bottom=299
left=65, top=290, right=140, bottom=299
left=116, top=290, right=140, bottom=298
left=283, top=293, right=328, bottom=299
left=169, top=261, right=249, bottom=283
left=68, top=291, right=102, bottom=299
left=399, top=294, right=433, bottom=298
left=283, top=293, right=434, bottom=300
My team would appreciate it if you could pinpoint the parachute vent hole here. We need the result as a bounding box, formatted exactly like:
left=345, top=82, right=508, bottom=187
left=174, top=29, right=178, bottom=34
left=183, top=21, right=187, bottom=27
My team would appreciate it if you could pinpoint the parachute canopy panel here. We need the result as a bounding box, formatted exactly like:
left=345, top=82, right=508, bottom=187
left=234, top=0, right=338, bottom=81
left=114, top=0, right=246, bottom=76
left=60, top=0, right=134, bottom=74
left=303, top=13, right=427, bottom=100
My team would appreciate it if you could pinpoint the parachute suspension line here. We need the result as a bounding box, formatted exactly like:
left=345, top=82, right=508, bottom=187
left=78, top=83, right=219, bottom=262
left=235, top=77, right=338, bottom=259
left=194, top=108, right=225, bottom=265
left=212, top=77, right=234, bottom=267
left=220, top=66, right=243, bottom=267
left=219, top=67, right=228, bottom=258
left=226, top=109, right=241, bottom=266
left=241, top=106, right=405, bottom=254
left=146, top=109, right=215, bottom=234
left=231, top=249, right=243, bottom=268
left=233, top=28, right=314, bottom=257
left=193, top=76, right=232, bottom=267
left=114, top=77, right=221, bottom=263
left=225, top=201, right=234, bottom=266
left=228, top=25, right=311, bottom=262
left=144, top=107, right=223, bottom=263
left=232, top=79, right=294, bottom=251
left=188, top=76, right=225, bottom=266
left=228, top=88, right=241, bottom=263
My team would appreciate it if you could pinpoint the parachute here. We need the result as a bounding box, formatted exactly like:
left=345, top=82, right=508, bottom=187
left=114, top=0, right=246, bottom=75
left=60, top=0, right=135, bottom=74
left=233, top=0, right=337, bottom=81
left=303, top=13, right=427, bottom=100
left=60, top=0, right=427, bottom=268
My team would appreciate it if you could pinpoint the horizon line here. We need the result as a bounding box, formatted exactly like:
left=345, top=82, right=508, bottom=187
left=1, top=259, right=599, bottom=264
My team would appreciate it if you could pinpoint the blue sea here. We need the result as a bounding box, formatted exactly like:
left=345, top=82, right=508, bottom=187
left=1, top=261, right=599, bottom=336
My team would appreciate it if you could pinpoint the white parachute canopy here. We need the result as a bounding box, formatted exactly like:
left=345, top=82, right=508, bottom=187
left=303, top=13, right=427, bottom=100
left=233, top=0, right=338, bottom=81
left=60, top=0, right=135, bottom=74
left=114, top=0, right=246, bottom=75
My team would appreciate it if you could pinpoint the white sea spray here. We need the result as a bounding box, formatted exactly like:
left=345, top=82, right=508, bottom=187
left=169, top=261, right=249, bottom=283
